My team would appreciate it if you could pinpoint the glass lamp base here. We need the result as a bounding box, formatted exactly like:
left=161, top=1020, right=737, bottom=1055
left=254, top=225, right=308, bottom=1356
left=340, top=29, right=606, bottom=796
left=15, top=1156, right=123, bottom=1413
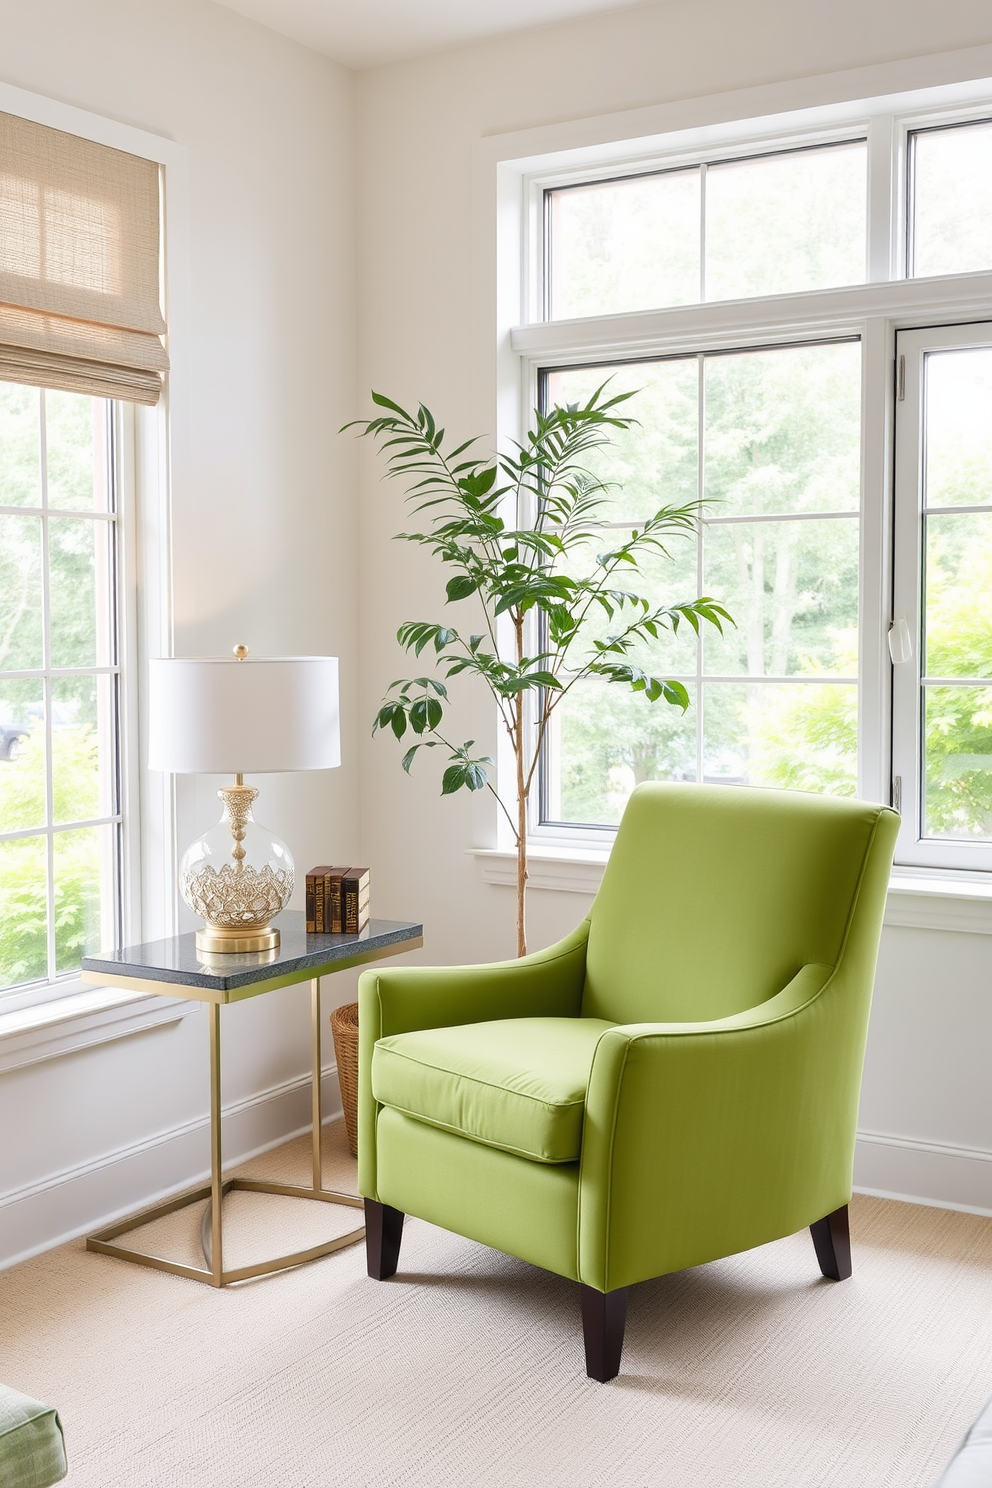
left=180, top=781, right=294, bottom=956
left=195, top=924, right=280, bottom=954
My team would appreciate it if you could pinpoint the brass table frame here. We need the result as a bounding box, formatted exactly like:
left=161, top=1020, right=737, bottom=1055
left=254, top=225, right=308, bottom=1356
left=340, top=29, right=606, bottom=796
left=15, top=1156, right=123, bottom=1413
left=83, top=922, right=422, bottom=1286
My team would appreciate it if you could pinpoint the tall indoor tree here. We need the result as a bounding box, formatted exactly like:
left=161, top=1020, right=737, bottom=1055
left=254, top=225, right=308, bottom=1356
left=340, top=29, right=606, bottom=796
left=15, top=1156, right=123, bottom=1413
left=349, top=387, right=732, bottom=956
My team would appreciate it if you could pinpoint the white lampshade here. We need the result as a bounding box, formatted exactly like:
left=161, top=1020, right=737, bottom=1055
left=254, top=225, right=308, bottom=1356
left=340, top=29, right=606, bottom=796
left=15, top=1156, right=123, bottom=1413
left=148, top=656, right=340, bottom=774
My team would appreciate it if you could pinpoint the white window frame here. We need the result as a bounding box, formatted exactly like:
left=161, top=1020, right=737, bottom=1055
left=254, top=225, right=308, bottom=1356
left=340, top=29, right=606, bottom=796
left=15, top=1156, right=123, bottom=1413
left=481, top=66, right=992, bottom=877
left=0, top=81, right=195, bottom=1069
left=892, top=320, right=992, bottom=873
left=0, top=391, right=128, bottom=1015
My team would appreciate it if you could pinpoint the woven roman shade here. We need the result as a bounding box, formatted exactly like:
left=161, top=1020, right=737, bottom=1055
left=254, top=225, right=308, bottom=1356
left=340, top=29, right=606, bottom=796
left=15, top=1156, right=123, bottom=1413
left=0, top=111, right=167, bottom=404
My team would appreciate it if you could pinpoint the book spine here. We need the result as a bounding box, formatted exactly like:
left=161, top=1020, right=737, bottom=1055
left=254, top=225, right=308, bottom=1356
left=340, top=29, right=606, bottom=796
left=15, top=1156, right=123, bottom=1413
left=305, top=873, right=316, bottom=934
left=344, top=882, right=370, bottom=934
left=315, top=873, right=326, bottom=934
left=328, top=874, right=344, bottom=934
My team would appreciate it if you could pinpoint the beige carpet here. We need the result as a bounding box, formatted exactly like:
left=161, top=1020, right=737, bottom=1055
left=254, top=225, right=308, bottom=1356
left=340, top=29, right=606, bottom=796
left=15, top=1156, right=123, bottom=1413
left=3, top=1122, right=992, bottom=1488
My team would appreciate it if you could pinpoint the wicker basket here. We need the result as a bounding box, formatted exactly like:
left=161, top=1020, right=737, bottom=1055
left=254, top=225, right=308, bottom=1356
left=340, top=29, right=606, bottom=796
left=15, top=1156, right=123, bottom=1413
left=330, top=1005, right=361, bottom=1154
left=330, top=1001, right=360, bottom=1157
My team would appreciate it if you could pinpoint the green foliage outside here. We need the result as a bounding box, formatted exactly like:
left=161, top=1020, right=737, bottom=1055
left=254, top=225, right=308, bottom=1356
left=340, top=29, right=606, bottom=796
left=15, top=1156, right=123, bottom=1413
left=0, top=729, right=103, bottom=986
left=552, top=142, right=867, bottom=319
left=551, top=342, right=992, bottom=834
left=920, top=522, right=992, bottom=837
left=0, top=383, right=109, bottom=991
left=549, top=345, right=862, bottom=822
left=546, top=143, right=992, bottom=834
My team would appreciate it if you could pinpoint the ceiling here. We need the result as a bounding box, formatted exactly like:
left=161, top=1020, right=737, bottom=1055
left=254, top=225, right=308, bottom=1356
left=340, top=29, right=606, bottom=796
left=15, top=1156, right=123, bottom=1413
left=214, top=0, right=646, bottom=70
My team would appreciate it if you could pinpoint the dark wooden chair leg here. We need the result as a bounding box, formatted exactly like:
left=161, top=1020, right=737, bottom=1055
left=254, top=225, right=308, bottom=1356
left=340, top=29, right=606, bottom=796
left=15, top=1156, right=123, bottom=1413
left=810, top=1203, right=852, bottom=1281
left=580, top=1284, right=629, bottom=1382
left=365, top=1200, right=405, bottom=1280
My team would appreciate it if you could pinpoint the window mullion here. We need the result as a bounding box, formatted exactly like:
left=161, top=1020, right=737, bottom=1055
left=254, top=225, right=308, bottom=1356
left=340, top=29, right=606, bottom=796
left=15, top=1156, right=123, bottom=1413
left=698, top=163, right=707, bottom=305
left=38, top=390, right=58, bottom=983
left=891, top=329, right=926, bottom=861
left=858, top=317, right=893, bottom=806
left=866, top=114, right=898, bottom=284
left=696, top=352, right=705, bottom=782
left=891, top=320, right=992, bottom=870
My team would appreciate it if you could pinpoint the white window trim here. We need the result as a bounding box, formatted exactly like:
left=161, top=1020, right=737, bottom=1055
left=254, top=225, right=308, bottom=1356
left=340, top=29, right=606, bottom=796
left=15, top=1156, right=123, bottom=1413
left=0, top=81, right=192, bottom=1059
left=470, top=42, right=992, bottom=920
left=470, top=848, right=992, bottom=935
left=892, top=321, right=992, bottom=872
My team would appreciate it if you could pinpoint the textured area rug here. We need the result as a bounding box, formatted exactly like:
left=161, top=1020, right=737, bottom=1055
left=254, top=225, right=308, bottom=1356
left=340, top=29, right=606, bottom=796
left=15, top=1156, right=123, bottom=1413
left=2, top=1122, right=991, bottom=1487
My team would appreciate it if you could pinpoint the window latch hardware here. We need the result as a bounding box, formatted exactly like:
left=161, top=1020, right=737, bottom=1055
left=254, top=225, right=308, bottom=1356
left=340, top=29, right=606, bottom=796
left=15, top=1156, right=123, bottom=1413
left=892, top=776, right=902, bottom=813
left=888, top=617, right=913, bottom=664
left=897, top=354, right=906, bottom=401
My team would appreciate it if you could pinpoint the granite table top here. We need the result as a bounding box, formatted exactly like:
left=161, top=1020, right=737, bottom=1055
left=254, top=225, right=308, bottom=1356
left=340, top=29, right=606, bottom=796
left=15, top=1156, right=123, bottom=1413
left=81, top=912, right=424, bottom=1003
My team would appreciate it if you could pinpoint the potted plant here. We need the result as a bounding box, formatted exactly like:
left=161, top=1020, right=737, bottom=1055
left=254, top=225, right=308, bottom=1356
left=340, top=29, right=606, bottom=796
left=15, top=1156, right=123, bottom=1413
left=349, top=386, right=731, bottom=956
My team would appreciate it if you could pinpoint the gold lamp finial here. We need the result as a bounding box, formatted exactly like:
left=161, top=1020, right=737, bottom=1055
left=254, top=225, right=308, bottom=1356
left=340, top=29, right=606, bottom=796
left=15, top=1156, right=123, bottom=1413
left=233, top=644, right=249, bottom=660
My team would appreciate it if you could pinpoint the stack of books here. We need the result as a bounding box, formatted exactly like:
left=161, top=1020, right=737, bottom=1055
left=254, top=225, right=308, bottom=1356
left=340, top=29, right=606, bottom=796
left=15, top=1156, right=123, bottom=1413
left=305, top=866, right=371, bottom=934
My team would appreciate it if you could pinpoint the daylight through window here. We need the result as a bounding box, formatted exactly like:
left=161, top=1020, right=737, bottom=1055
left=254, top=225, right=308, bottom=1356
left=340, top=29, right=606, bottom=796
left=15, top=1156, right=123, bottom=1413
left=0, top=382, right=121, bottom=997
left=520, top=96, right=992, bottom=865
left=546, top=140, right=868, bottom=320
left=541, top=342, right=862, bottom=827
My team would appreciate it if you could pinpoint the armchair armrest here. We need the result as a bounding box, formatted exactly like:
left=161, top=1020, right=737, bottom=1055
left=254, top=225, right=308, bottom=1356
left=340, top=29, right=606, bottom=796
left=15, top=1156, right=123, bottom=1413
left=358, top=920, right=589, bottom=1195
left=604, top=961, right=834, bottom=1041
left=578, top=961, right=864, bottom=1291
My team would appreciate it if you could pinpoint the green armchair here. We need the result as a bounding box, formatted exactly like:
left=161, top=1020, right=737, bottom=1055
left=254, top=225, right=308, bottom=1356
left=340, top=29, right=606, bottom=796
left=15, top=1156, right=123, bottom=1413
left=358, top=783, right=899, bottom=1380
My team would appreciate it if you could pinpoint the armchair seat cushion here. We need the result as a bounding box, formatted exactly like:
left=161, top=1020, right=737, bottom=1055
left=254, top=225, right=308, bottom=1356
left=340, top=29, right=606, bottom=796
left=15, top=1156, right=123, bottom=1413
left=371, top=1016, right=615, bottom=1163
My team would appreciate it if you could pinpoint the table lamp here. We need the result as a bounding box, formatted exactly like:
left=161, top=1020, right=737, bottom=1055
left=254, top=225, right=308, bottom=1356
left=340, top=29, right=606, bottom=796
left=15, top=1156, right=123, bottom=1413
left=148, top=648, right=340, bottom=954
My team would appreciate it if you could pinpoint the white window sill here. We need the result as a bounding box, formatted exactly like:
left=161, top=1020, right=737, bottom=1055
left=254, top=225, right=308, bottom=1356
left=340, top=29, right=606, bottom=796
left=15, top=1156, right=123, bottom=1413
left=0, top=981, right=198, bottom=1075
left=471, top=849, right=992, bottom=935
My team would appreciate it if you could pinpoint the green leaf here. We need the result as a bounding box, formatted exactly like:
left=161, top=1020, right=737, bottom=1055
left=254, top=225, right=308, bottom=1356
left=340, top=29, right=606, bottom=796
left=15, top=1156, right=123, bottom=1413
left=370, top=390, right=409, bottom=415
left=440, top=764, right=468, bottom=795
left=401, top=741, right=438, bottom=773
left=499, top=670, right=562, bottom=694
left=663, top=680, right=691, bottom=709
left=409, top=696, right=443, bottom=734
left=446, top=575, right=479, bottom=602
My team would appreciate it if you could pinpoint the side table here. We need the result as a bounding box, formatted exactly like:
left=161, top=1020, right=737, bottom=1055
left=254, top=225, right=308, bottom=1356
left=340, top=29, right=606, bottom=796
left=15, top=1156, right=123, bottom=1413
left=80, top=913, right=422, bottom=1287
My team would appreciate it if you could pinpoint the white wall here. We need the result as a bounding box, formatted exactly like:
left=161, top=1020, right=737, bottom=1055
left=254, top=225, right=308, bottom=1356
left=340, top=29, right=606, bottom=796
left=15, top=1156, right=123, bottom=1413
left=355, top=0, right=992, bottom=1212
left=0, top=0, right=373, bottom=1267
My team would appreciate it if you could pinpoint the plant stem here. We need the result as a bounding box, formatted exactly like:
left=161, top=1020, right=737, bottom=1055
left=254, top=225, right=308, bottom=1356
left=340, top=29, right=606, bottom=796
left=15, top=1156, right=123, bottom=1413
left=514, top=612, right=528, bottom=957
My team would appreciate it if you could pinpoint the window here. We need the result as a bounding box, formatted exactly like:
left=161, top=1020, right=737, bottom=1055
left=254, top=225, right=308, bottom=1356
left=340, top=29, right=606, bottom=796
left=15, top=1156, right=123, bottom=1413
left=547, top=139, right=868, bottom=318
left=908, top=119, right=992, bottom=279
left=541, top=340, right=862, bottom=828
left=892, top=324, right=992, bottom=870
left=0, top=383, right=123, bottom=1004
left=0, top=101, right=170, bottom=1026
left=508, top=95, right=992, bottom=868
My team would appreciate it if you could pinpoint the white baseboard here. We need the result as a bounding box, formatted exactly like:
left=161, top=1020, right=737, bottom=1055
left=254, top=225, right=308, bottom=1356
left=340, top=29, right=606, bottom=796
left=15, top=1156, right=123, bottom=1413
left=854, top=1129, right=992, bottom=1217
left=0, top=1065, right=345, bottom=1271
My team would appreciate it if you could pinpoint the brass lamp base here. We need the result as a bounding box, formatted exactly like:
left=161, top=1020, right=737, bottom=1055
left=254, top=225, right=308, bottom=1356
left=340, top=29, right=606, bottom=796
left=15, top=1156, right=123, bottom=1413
left=195, top=924, right=280, bottom=954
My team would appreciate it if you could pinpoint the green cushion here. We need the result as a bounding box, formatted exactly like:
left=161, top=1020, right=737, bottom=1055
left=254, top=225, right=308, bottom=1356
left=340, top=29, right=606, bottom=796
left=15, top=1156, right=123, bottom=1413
left=0, top=1387, right=67, bottom=1488
left=376, top=1107, right=582, bottom=1279
left=371, top=1016, right=615, bottom=1163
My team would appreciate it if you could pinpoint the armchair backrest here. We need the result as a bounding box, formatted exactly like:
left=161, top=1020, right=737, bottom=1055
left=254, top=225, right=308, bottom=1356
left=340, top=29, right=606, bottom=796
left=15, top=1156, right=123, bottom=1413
left=581, top=783, right=897, bottom=1024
